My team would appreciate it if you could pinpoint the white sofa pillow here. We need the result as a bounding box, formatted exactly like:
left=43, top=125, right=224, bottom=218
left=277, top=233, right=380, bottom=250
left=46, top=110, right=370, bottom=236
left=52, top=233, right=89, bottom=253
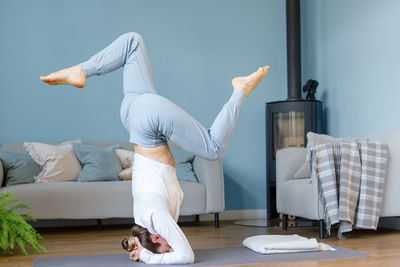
left=114, top=149, right=135, bottom=180
left=23, top=140, right=82, bottom=182
left=118, top=168, right=133, bottom=180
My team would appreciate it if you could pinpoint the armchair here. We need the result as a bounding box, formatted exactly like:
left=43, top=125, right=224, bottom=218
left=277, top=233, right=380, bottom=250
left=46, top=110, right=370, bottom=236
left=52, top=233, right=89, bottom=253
left=275, top=128, right=400, bottom=239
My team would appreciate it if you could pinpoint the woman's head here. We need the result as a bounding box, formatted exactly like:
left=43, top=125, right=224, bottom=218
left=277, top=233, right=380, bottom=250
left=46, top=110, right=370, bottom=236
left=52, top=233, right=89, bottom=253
left=121, top=224, right=171, bottom=254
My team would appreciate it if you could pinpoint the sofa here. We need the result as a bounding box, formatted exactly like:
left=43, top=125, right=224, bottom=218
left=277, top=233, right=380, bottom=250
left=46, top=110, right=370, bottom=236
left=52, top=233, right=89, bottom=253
left=276, top=128, right=400, bottom=238
left=0, top=142, right=224, bottom=228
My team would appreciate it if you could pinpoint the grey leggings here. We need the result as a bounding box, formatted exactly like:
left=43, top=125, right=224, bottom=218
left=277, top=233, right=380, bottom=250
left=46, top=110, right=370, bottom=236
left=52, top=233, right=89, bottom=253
left=80, top=32, right=247, bottom=160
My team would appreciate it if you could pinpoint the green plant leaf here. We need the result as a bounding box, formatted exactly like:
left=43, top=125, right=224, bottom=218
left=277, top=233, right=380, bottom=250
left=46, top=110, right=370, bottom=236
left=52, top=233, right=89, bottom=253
left=0, top=193, right=47, bottom=255
left=16, top=238, right=28, bottom=256
left=10, top=203, right=32, bottom=212
left=21, top=214, right=36, bottom=222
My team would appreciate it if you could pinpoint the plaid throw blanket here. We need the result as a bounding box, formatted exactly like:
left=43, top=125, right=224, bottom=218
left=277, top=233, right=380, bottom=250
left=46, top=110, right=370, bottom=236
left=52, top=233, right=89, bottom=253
left=310, top=140, right=388, bottom=239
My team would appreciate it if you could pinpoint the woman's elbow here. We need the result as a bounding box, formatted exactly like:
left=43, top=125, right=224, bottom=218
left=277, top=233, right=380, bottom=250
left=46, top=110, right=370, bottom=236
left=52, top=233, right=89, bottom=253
left=184, top=255, right=195, bottom=264
left=182, top=251, right=195, bottom=264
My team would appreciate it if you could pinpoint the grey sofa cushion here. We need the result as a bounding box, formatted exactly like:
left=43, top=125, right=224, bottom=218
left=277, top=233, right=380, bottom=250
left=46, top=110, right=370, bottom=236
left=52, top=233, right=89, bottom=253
left=0, top=181, right=134, bottom=219
left=0, top=149, right=41, bottom=186
left=73, top=144, right=123, bottom=182
left=0, top=180, right=206, bottom=219
left=171, top=149, right=198, bottom=183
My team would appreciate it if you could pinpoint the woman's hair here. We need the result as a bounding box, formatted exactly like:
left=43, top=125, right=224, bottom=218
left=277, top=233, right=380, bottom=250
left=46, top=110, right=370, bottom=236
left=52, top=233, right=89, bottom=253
left=121, top=224, right=160, bottom=253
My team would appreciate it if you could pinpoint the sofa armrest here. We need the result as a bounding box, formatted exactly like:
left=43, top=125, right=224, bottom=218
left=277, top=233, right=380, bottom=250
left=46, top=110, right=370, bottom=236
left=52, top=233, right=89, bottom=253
left=276, top=147, right=307, bottom=187
left=192, top=156, right=224, bottom=213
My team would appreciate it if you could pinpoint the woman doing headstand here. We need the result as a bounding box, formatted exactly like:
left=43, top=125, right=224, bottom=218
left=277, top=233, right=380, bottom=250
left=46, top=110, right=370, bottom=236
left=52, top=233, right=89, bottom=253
left=40, top=32, right=269, bottom=264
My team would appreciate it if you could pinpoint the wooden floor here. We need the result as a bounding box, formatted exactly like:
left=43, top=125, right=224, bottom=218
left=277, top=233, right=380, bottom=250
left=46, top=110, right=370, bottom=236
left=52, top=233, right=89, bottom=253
left=1, top=220, right=400, bottom=267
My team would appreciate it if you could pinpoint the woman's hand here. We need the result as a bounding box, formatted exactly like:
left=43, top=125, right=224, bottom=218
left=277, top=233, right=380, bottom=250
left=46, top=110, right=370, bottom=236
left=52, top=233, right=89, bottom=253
left=129, top=237, right=144, bottom=262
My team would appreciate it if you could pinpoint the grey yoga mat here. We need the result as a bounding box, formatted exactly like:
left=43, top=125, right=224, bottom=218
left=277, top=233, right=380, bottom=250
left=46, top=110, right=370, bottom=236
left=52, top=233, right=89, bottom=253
left=33, top=245, right=368, bottom=267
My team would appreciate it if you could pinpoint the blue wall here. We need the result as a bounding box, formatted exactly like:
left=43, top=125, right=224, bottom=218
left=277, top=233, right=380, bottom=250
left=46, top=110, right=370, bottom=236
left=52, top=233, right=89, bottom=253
left=4, top=0, right=396, bottom=211
left=301, top=0, right=400, bottom=138
left=0, top=0, right=287, bottom=210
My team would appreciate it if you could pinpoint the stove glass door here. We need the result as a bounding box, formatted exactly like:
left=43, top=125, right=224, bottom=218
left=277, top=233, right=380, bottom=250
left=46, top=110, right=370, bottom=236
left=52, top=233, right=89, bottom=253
left=273, top=111, right=304, bottom=159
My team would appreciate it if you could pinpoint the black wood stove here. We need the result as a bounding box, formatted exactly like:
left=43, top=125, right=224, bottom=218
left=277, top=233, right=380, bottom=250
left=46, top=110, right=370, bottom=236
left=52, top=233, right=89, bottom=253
left=265, top=0, right=324, bottom=219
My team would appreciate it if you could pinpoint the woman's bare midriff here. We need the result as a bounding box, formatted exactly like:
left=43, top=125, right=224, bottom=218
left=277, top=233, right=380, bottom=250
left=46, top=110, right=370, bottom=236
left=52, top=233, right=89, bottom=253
left=134, top=144, right=175, bottom=168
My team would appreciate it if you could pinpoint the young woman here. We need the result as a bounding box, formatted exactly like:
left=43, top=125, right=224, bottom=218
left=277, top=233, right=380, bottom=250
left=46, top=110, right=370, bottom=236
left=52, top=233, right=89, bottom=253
left=40, top=32, right=269, bottom=264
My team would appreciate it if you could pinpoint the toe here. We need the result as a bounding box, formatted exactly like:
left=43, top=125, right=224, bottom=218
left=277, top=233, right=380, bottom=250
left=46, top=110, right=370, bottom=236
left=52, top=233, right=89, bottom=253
left=40, top=76, right=50, bottom=82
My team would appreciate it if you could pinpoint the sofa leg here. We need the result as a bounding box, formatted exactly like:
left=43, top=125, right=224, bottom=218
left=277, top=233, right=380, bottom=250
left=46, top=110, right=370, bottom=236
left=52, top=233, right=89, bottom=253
left=319, top=220, right=325, bottom=239
left=195, top=215, right=200, bottom=223
left=97, top=219, right=102, bottom=231
left=214, top=213, right=219, bottom=228
left=282, top=214, right=288, bottom=230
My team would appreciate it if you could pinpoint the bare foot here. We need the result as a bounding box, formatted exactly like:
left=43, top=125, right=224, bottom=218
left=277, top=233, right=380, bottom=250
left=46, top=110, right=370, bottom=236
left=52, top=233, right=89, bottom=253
left=232, top=66, right=270, bottom=96
left=40, top=65, right=86, bottom=88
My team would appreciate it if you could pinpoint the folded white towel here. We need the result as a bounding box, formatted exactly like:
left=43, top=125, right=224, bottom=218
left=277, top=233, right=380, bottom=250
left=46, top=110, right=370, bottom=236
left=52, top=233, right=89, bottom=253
left=242, top=234, right=335, bottom=254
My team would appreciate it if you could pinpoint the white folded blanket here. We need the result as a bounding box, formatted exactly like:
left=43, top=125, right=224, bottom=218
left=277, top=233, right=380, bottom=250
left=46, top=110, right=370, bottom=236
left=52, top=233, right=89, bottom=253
left=242, top=234, right=335, bottom=254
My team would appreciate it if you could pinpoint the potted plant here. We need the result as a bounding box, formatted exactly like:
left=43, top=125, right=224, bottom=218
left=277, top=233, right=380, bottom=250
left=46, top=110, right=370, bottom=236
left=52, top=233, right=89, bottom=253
left=0, top=192, right=48, bottom=256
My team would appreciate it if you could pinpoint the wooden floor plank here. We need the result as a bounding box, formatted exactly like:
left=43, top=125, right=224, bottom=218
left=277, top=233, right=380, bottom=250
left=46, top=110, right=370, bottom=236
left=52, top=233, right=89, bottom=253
left=1, top=221, right=399, bottom=267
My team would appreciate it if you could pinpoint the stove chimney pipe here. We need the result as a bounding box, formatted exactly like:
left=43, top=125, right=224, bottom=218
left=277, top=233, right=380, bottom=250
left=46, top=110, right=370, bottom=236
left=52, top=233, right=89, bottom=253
left=286, top=0, right=302, bottom=100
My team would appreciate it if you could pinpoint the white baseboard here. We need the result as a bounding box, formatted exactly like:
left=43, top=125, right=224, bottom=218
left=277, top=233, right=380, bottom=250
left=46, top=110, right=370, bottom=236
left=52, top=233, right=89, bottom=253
left=199, top=209, right=267, bottom=221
